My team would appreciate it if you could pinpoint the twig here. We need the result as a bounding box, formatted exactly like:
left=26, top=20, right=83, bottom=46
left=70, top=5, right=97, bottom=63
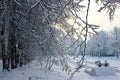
left=31, top=0, right=42, bottom=9
left=68, top=0, right=91, bottom=79
left=14, top=0, right=21, bottom=6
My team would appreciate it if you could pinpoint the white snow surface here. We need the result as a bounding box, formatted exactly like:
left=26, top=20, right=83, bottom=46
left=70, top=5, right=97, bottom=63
left=0, top=56, right=120, bottom=80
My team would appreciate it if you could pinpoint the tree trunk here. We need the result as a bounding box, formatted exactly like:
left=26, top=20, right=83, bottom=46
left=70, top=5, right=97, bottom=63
left=1, top=11, right=10, bottom=71
left=0, top=0, right=18, bottom=71
left=9, top=1, right=17, bottom=69
left=0, top=0, right=11, bottom=71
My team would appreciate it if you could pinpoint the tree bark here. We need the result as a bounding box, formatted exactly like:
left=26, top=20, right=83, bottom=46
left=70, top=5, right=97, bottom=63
left=0, top=0, right=18, bottom=71
left=9, top=1, right=17, bottom=69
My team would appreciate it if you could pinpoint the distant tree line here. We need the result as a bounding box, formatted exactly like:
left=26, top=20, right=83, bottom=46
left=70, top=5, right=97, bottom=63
left=86, top=27, right=120, bottom=58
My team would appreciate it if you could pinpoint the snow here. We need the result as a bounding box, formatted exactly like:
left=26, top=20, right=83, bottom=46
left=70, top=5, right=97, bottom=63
left=0, top=57, right=120, bottom=80
left=0, top=61, right=68, bottom=80
left=90, top=67, right=116, bottom=76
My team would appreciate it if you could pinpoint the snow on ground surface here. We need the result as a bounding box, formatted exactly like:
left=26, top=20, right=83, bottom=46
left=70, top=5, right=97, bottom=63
left=0, top=56, right=120, bottom=80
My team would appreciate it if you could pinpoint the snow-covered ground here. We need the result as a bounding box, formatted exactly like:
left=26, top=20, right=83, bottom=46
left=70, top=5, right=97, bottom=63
left=0, top=57, right=120, bottom=80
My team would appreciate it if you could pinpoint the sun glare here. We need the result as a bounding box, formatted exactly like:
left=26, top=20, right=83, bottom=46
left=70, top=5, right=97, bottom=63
left=67, top=18, right=74, bottom=25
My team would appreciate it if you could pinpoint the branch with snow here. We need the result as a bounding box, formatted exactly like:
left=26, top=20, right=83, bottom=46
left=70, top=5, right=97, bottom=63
left=69, top=0, right=91, bottom=79
left=96, top=0, right=120, bottom=20
left=31, top=0, right=42, bottom=9
left=14, top=0, right=21, bottom=6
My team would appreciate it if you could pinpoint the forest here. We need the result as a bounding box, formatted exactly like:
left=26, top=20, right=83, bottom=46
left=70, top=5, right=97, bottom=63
left=86, top=27, right=120, bottom=57
left=0, top=0, right=120, bottom=80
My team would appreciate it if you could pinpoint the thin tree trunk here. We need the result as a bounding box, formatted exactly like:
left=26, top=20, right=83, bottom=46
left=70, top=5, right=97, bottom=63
left=0, top=0, right=11, bottom=71
left=1, top=12, right=10, bottom=71
left=8, top=1, right=17, bottom=69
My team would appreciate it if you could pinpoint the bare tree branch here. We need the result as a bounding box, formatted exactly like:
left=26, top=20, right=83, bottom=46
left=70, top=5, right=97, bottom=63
left=69, top=0, right=91, bottom=79
left=31, top=0, right=42, bottom=9
left=14, top=0, right=21, bottom=6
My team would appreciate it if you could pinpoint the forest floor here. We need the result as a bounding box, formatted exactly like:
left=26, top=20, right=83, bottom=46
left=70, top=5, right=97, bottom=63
left=0, top=56, right=120, bottom=80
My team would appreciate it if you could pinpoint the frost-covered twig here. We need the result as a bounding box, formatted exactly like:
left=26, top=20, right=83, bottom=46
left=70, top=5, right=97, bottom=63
left=98, top=0, right=111, bottom=12
left=68, top=0, right=91, bottom=79
left=96, top=0, right=120, bottom=20
left=31, top=0, right=42, bottom=9
left=14, top=0, right=21, bottom=6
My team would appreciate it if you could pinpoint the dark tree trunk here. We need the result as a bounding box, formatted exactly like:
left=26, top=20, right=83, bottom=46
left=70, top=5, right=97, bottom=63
left=1, top=14, right=10, bottom=71
left=0, top=0, right=10, bottom=71
left=0, top=0, right=18, bottom=71
left=9, top=23, right=17, bottom=69
left=8, top=1, right=17, bottom=69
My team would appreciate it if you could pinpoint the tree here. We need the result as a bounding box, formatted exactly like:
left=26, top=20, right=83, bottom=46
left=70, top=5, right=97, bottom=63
left=96, top=0, right=120, bottom=20
left=109, top=27, right=120, bottom=58
left=86, top=31, right=109, bottom=57
left=0, top=0, right=20, bottom=71
left=0, top=0, right=120, bottom=79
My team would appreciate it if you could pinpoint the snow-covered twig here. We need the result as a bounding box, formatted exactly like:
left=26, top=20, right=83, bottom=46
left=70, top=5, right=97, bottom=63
left=68, top=0, right=91, bottom=79
left=31, top=0, right=42, bottom=9
left=14, top=0, right=21, bottom=6
left=42, top=1, right=60, bottom=9
left=98, top=0, right=111, bottom=12
left=97, top=0, right=120, bottom=12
